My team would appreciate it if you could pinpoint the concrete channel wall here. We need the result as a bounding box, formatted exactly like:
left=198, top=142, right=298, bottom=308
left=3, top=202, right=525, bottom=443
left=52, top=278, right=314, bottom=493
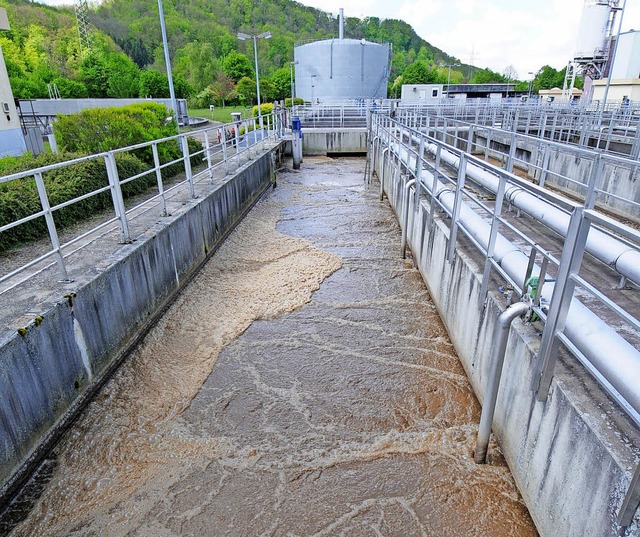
left=0, top=149, right=278, bottom=502
left=471, top=131, right=640, bottom=224
left=374, top=148, right=640, bottom=536
left=302, top=128, right=368, bottom=155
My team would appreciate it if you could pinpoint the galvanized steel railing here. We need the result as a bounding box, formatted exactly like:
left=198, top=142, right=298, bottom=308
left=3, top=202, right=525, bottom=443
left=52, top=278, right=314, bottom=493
left=295, top=102, right=392, bottom=129
left=0, top=111, right=286, bottom=295
left=395, top=110, right=640, bottom=229
left=397, top=101, right=640, bottom=158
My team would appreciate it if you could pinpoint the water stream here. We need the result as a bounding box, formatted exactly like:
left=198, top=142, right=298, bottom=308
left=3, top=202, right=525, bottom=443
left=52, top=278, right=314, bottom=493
left=7, top=156, right=537, bottom=536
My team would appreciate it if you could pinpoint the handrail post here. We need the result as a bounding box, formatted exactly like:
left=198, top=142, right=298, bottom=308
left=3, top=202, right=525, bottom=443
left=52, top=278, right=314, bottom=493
left=531, top=207, right=590, bottom=399
left=480, top=173, right=507, bottom=303
left=203, top=130, right=214, bottom=183
left=221, top=127, right=229, bottom=174
left=151, top=143, right=168, bottom=216
left=105, top=152, right=131, bottom=243
left=180, top=135, right=196, bottom=198
left=34, top=172, right=70, bottom=281
left=447, top=153, right=467, bottom=262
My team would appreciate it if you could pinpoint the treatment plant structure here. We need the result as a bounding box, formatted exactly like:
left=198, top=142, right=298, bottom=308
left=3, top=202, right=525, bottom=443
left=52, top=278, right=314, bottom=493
left=294, top=9, right=390, bottom=102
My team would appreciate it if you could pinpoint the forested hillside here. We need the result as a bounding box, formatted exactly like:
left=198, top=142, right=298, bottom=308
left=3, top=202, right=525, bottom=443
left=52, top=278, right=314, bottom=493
left=0, top=0, right=570, bottom=106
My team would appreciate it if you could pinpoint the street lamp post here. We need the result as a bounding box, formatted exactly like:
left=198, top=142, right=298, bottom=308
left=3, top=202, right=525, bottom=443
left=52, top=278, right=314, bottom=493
left=290, top=60, right=298, bottom=118
left=158, top=0, right=179, bottom=130
left=238, top=31, right=272, bottom=130
left=528, top=71, right=535, bottom=99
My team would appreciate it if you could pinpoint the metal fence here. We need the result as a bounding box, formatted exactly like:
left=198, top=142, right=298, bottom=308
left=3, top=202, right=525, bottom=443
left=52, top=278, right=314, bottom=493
left=295, top=101, right=393, bottom=128
left=0, top=111, right=286, bottom=295
left=397, top=100, right=640, bottom=158
left=394, top=109, right=640, bottom=227
left=370, top=112, right=640, bottom=524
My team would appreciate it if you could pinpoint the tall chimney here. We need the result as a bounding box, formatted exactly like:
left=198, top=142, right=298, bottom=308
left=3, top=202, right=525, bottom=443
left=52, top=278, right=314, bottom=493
left=339, top=8, right=344, bottom=39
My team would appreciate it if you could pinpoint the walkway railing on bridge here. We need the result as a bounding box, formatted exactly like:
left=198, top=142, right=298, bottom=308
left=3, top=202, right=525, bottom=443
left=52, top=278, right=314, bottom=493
left=0, top=111, right=286, bottom=295
left=397, top=100, right=640, bottom=158
left=370, top=112, right=640, bottom=525
left=394, top=110, right=640, bottom=229
left=295, top=101, right=392, bottom=129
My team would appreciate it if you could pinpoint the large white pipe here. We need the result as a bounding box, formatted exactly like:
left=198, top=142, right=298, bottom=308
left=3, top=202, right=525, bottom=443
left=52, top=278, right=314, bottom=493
left=420, top=138, right=640, bottom=285
left=339, top=8, right=344, bottom=39
left=388, top=141, right=640, bottom=417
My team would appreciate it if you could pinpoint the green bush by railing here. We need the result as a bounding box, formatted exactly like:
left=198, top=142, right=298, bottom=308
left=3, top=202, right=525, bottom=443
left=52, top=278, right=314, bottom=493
left=0, top=153, right=150, bottom=252
left=251, top=103, right=274, bottom=117
left=284, top=98, right=304, bottom=107
left=53, top=102, right=177, bottom=158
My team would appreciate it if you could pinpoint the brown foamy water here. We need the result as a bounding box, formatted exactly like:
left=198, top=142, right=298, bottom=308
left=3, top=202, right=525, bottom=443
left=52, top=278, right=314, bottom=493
left=8, top=157, right=537, bottom=536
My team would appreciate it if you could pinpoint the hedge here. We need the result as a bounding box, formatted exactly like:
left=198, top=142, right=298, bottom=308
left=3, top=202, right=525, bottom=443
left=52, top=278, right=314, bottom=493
left=251, top=102, right=275, bottom=117
left=0, top=101, right=204, bottom=252
left=0, top=152, right=150, bottom=252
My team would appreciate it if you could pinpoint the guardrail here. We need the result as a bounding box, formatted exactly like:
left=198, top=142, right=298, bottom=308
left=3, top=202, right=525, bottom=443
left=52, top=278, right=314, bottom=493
left=295, top=103, right=392, bottom=128
left=394, top=110, right=640, bottom=227
left=0, top=111, right=286, bottom=295
left=397, top=101, right=640, bottom=158
left=370, top=111, right=640, bottom=524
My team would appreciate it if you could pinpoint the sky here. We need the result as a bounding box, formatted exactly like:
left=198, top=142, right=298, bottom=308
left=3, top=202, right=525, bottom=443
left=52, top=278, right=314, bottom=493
left=39, top=0, right=639, bottom=80
left=297, top=0, right=640, bottom=79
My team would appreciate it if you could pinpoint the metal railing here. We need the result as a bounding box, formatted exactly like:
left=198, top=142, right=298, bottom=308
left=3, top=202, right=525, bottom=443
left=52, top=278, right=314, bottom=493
left=397, top=101, right=640, bottom=158
left=394, top=110, right=640, bottom=227
left=371, top=111, right=640, bottom=524
left=295, top=102, right=393, bottom=129
left=0, top=111, right=286, bottom=295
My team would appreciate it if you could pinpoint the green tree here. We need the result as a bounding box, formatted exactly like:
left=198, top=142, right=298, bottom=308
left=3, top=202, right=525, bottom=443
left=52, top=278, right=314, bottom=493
left=259, top=79, right=275, bottom=102
left=79, top=54, right=111, bottom=97
left=222, top=51, right=253, bottom=82
left=534, top=65, right=565, bottom=90
left=106, top=53, right=140, bottom=98
left=139, top=69, right=169, bottom=97
left=208, top=73, right=237, bottom=106
left=236, top=76, right=256, bottom=105
left=470, top=68, right=506, bottom=84
left=270, top=67, right=291, bottom=100
left=174, top=42, right=220, bottom=93
left=52, top=77, right=89, bottom=98
left=402, top=60, right=439, bottom=85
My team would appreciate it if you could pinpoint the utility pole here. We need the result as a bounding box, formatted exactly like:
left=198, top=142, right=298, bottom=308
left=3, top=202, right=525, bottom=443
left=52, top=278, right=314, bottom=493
left=74, top=0, right=91, bottom=56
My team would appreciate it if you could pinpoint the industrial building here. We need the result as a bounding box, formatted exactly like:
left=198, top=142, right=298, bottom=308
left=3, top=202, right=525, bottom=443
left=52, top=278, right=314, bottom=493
left=294, top=9, right=390, bottom=101
left=0, top=8, right=27, bottom=157
left=563, top=0, right=638, bottom=103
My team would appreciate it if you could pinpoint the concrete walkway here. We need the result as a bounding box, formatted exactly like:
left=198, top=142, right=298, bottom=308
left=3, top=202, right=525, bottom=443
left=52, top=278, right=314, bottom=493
left=8, top=157, right=536, bottom=536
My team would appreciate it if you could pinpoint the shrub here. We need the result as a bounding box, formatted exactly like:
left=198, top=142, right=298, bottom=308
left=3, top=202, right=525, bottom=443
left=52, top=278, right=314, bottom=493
left=0, top=103, right=204, bottom=252
left=284, top=97, right=305, bottom=108
left=53, top=102, right=178, bottom=160
left=0, top=153, right=150, bottom=252
left=251, top=102, right=274, bottom=117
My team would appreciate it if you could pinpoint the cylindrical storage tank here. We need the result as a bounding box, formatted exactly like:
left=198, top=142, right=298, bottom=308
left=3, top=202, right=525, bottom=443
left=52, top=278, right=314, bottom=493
left=294, top=39, right=390, bottom=101
left=574, top=0, right=610, bottom=59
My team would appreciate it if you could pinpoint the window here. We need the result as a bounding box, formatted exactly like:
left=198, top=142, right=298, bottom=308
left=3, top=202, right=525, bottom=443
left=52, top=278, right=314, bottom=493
left=432, top=89, right=439, bottom=97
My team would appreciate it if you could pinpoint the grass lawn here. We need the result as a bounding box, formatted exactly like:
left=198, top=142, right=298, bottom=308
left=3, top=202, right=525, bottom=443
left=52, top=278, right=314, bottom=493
left=188, top=106, right=252, bottom=123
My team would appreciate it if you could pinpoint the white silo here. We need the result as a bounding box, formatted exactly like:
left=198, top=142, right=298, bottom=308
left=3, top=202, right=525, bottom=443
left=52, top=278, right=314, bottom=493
left=563, top=0, right=617, bottom=101
left=574, top=0, right=611, bottom=60
left=294, top=8, right=391, bottom=101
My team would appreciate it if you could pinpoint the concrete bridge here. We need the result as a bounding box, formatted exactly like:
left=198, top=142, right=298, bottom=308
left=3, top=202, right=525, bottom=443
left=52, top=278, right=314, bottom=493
left=0, top=104, right=639, bottom=536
